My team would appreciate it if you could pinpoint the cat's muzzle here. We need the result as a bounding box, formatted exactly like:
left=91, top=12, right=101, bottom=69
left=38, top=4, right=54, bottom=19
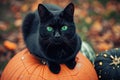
left=53, top=37, right=63, bottom=44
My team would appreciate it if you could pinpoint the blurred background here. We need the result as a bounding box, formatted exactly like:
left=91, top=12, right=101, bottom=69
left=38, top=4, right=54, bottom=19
left=0, top=0, right=120, bottom=77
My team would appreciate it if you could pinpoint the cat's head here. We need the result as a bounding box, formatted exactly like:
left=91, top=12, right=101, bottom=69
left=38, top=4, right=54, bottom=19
left=38, top=3, right=76, bottom=45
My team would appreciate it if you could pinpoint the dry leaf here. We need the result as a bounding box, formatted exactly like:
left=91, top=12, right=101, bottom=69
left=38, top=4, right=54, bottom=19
left=3, top=40, right=17, bottom=50
left=14, top=19, right=22, bottom=27
left=0, top=22, right=8, bottom=31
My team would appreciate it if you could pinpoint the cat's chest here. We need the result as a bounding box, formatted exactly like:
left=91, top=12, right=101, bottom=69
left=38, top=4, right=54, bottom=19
left=47, top=45, right=67, bottom=57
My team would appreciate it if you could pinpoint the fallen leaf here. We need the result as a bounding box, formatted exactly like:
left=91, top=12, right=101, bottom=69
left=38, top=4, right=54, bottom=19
left=0, top=22, right=8, bottom=31
left=3, top=40, right=17, bottom=51
left=14, top=19, right=22, bottom=27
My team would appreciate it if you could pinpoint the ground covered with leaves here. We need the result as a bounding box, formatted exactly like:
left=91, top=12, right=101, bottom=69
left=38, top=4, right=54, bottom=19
left=0, top=0, right=120, bottom=77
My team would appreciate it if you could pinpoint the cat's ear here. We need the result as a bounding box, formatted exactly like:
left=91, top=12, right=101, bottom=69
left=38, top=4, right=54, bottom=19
left=61, top=3, right=74, bottom=22
left=38, top=4, right=53, bottom=22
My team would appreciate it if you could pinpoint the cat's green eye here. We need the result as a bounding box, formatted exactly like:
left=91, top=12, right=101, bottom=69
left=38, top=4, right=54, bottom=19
left=61, top=26, right=68, bottom=31
left=47, top=26, right=53, bottom=32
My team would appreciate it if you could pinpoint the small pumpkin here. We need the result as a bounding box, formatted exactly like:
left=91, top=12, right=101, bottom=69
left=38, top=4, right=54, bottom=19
left=94, top=48, right=120, bottom=80
left=1, top=49, right=98, bottom=80
left=81, top=41, right=96, bottom=63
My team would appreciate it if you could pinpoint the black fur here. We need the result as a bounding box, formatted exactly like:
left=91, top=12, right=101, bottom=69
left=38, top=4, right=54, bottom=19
left=22, top=3, right=81, bottom=74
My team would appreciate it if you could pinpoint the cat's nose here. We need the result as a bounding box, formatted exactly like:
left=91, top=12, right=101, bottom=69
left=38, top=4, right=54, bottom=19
left=54, top=31, right=60, bottom=38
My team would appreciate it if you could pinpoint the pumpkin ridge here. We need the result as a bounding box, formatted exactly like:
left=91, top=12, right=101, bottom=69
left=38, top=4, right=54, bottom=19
left=35, top=65, right=47, bottom=80
left=17, top=68, right=28, bottom=80
left=31, top=65, right=44, bottom=80
left=22, top=58, right=47, bottom=80
left=36, top=67, right=42, bottom=80
left=7, top=61, right=23, bottom=79
left=16, top=68, right=29, bottom=80
left=65, top=67, right=74, bottom=79
left=29, top=64, right=41, bottom=78
left=13, top=49, right=31, bottom=79
left=40, top=65, right=47, bottom=80
left=21, top=56, right=33, bottom=75
left=94, top=60, right=112, bottom=77
left=20, top=49, right=48, bottom=80
left=61, top=65, right=74, bottom=77
left=21, top=68, right=31, bottom=80
left=21, top=52, right=42, bottom=74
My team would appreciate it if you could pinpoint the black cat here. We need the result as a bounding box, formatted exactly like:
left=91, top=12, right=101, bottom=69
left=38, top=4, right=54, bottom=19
left=22, top=3, right=81, bottom=74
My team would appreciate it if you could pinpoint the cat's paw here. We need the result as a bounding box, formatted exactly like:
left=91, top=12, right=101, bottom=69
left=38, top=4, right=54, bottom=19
left=48, top=62, right=61, bottom=74
left=65, top=60, right=76, bottom=69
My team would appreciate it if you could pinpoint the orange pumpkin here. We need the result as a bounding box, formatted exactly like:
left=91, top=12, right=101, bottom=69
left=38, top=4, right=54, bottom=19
left=1, top=49, right=98, bottom=80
